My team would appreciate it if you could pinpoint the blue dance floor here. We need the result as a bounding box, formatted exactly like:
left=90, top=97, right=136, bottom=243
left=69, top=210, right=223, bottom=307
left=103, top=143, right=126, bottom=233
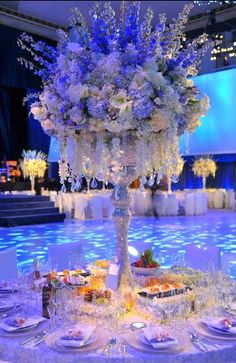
left=0, top=210, right=236, bottom=277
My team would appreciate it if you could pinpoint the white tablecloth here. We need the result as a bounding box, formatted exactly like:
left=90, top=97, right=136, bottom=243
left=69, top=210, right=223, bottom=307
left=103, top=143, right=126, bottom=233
left=42, top=189, right=211, bottom=219
left=153, top=190, right=208, bottom=216
left=206, top=189, right=236, bottom=210
left=1, top=322, right=236, bottom=363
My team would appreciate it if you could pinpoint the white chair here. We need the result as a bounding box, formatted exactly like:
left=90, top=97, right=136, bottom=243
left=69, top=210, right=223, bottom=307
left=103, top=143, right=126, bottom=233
left=0, top=248, right=18, bottom=280
left=184, top=193, right=195, bottom=216
left=61, top=193, right=73, bottom=218
left=101, top=194, right=113, bottom=219
left=166, top=193, right=178, bottom=216
left=225, top=190, right=235, bottom=210
left=185, top=245, right=221, bottom=272
left=55, top=194, right=63, bottom=213
left=221, top=253, right=236, bottom=276
left=49, top=190, right=57, bottom=203
left=90, top=196, right=103, bottom=219
left=194, top=191, right=207, bottom=215
left=48, top=242, right=84, bottom=271
left=213, top=189, right=225, bottom=209
left=154, top=193, right=167, bottom=216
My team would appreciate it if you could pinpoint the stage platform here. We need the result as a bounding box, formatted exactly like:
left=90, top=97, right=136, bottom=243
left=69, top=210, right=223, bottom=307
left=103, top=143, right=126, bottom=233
left=0, top=195, right=65, bottom=227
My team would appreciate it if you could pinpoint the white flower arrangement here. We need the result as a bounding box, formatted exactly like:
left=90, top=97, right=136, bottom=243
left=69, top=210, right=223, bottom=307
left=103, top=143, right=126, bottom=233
left=192, top=157, right=217, bottom=189
left=19, top=150, right=47, bottom=191
left=18, top=2, right=213, bottom=190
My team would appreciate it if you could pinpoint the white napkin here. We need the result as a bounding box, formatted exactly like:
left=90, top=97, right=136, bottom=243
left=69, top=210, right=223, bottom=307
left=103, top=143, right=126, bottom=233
left=0, top=316, right=46, bottom=332
left=203, top=318, right=236, bottom=335
left=142, top=327, right=178, bottom=349
left=57, top=324, right=96, bottom=348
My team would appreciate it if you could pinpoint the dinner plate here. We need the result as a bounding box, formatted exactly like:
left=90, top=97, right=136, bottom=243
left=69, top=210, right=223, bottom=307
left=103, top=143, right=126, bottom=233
left=0, top=301, right=14, bottom=312
left=194, top=322, right=236, bottom=342
left=206, top=324, right=236, bottom=336
left=0, top=321, right=47, bottom=338
left=127, top=331, right=186, bottom=354
left=45, top=328, right=106, bottom=353
left=56, top=334, right=97, bottom=348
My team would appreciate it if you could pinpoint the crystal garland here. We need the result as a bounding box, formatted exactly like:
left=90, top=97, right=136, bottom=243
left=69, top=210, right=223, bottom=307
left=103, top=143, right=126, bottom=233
left=57, top=127, right=182, bottom=192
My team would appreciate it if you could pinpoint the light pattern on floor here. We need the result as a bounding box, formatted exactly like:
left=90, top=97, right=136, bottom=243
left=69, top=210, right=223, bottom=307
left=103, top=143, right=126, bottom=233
left=0, top=210, right=236, bottom=277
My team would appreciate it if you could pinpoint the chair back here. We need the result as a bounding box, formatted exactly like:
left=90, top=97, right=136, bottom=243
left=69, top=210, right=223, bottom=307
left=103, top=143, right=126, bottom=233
left=0, top=247, right=18, bottom=280
left=48, top=242, right=84, bottom=271
left=185, top=244, right=221, bottom=272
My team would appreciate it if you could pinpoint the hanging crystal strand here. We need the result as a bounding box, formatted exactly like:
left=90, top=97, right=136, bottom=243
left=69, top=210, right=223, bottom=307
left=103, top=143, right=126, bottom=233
left=91, top=177, right=98, bottom=189
left=185, top=132, right=190, bottom=154
left=75, top=174, right=82, bottom=190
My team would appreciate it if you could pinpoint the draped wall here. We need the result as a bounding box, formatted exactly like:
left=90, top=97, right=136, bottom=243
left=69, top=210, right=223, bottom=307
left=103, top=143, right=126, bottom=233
left=0, top=24, right=54, bottom=160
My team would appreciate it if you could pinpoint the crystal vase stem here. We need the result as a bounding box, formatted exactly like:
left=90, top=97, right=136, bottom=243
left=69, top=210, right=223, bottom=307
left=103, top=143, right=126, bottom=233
left=111, top=185, right=133, bottom=289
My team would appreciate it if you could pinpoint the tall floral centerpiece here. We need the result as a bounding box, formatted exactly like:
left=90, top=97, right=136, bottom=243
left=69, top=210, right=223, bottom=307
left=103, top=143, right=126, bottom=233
left=19, top=150, right=47, bottom=192
left=18, top=2, right=212, bottom=288
left=192, top=157, right=216, bottom=189
left=162, top=155, right=185, bottom=193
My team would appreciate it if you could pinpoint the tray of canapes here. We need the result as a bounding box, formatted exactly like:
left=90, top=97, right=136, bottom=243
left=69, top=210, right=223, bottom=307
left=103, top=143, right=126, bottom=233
left=138, top=282, right=192, bottom=299
left=84, top=288, right=112, bottom=305
left=46, top=270, right=89, bottom=287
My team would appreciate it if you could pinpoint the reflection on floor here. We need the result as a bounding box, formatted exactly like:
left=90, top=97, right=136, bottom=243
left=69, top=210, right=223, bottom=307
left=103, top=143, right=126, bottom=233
left=0, top=210, right=236, bottom=278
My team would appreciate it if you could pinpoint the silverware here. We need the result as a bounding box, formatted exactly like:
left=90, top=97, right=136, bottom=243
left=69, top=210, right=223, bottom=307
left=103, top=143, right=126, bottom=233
left=189, top=332, right=208, bottom=351
left=30, top=334, right=48, bottom=347
left=20, top=330, right=47, bottom=346
left=191, top=330, right=221, bottom=349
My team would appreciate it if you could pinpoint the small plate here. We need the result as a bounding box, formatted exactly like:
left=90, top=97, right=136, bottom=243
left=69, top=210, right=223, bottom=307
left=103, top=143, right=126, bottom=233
left=194, top=322, right=236, bottom=342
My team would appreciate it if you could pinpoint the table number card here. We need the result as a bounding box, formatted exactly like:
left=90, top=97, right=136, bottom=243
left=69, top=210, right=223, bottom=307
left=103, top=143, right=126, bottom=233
left=105, top=262, right=121, bottom=291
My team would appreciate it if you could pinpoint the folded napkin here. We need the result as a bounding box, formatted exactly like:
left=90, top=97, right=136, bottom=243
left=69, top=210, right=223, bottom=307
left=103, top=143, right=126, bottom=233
left=202, top=318, right=236, bottom=335
left=142, top=327, right=178, bottom=349
left=57, top=324, right=96, bottom=348
left=0, top=316, right=46, bottom=332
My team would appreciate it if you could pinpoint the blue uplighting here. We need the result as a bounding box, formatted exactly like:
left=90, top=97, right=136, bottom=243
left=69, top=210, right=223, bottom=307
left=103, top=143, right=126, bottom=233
left=180, top=68, right=236, bottom=156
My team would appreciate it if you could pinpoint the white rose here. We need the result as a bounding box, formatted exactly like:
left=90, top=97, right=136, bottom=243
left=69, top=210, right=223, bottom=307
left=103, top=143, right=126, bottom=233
left=66, top=84, right=89, bottom=104
left=41, top=119, right=54, bottom=130
left=67, top=42, right=84, bottom=54
left=31, top=106, right=46, bottom=121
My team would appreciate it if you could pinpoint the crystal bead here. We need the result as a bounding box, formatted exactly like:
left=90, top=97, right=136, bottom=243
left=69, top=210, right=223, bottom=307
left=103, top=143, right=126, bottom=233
left=91, top=177, right=98, bottom=189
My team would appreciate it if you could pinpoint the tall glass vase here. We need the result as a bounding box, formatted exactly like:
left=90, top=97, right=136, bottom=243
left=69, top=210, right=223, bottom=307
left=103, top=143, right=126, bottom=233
left=110, top=166, right=137, bottom=289
left=202, top=176, right=206, bottom=190
left=30, top=176, right=35, bottom=193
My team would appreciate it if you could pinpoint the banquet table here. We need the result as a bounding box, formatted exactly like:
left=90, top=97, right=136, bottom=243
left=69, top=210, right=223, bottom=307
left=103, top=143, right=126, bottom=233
left=43, top=189, right=209, bottom=219
left=1, top=288, right=236, bottom=363
left=1, top=315, right=236, bottom=363
left=206, top=189, right=236, bottom=210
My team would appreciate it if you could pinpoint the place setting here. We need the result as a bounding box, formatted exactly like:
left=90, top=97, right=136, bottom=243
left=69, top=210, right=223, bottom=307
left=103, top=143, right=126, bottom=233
left=0, top=314, right=47, bottom=338
left=127, top=325, right=187, bottom=355
left=45, top=323, right=106, bottom=354
left=194, top=316, right=236, bottom=343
